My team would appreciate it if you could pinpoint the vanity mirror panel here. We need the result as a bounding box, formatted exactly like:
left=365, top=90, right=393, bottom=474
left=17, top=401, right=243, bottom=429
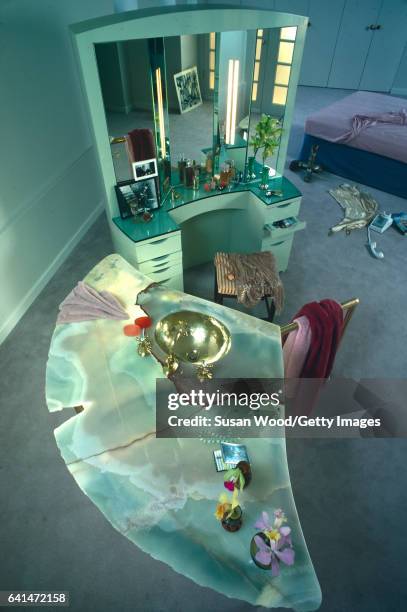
left=212, top=29, right=256, bottom=176
left=95, top=37, right=171, bottom=201
left=163, top=33, right=215, bottom=186
left=95, top=39, right=156, bottom=184
left=246, top=26, right=298, bottom=179
left=95, top=21, right=303, bottom=204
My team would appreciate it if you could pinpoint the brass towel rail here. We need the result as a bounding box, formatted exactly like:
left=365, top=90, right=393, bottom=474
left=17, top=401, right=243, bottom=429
left=110, top=136, right=127, bottom=145
left=280, top=298, right=360, bottom=337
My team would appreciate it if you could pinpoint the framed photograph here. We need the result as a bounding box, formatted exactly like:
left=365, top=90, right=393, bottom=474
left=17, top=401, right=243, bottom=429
left=173, top=66, right=202, bottom=114
left=115, top=178, right=160, bottom=219
left=132, top=158, right=158, bottom=182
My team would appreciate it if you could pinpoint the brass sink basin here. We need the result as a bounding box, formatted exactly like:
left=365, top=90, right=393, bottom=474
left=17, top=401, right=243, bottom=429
left=154, top=310, right=231, bottom=367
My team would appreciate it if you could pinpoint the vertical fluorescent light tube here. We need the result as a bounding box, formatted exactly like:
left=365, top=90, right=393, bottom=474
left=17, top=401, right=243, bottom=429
left=156, top=67, right=166, bottom=159
left=225, top=59, right=239, bottom=145
left=230, top=59, right=239, bottom=146
left=225, top=59, right=233, bottom=144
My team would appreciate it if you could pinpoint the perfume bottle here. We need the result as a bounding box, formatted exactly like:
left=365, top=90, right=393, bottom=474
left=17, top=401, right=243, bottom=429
left=229, top=160, right=236, bottom=181
left=220, top=163, right=230, bottom=187
left=205, top=152, right=213, bottom=175
left=178, top=154, right=187, bottom=183
left=185, top=161, right=195, bottom=187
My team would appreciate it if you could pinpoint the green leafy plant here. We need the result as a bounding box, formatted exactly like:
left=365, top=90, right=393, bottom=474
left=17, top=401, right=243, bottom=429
left=250, top=115, right=283, bottom=166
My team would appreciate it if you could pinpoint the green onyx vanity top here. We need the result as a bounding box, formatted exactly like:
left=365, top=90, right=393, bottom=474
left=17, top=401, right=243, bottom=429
left=45, top=254, right=321, bottom=611
left=113, top=175, right=302, bottom=243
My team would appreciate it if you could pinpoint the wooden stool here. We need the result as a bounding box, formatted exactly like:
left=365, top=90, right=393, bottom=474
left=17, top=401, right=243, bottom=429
left=214, top=252, right=276, bottom=322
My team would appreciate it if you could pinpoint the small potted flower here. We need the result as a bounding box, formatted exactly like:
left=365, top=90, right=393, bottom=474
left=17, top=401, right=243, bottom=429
left=250, top=509, right=295, bottom=575
left=215, top=491, right=242, bottom=532
left=223, top=462, right=251, bottom=492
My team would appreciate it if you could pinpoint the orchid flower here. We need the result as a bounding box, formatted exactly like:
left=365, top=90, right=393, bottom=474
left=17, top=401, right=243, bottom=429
left=253, top=510, right=294, bottom=576
left=253, top=533, right=295, bottom=576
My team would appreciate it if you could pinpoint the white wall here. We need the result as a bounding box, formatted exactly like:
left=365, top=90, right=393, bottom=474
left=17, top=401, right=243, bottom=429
left=0, top=0, right=114, bottom=344
left=392, top=44, right=407, bottom=97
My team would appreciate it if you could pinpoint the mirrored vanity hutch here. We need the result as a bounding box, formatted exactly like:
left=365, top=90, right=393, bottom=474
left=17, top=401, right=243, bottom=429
left=71, top=5, right=308, bottom=291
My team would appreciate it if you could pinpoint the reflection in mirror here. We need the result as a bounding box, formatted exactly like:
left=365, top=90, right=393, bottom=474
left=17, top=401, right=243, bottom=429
left=95, top=24, right=299, bottom=203
left=95, top=40, right=158, bottom=184
left=164, top=33, right=215, bottom=188
left=149, top=37, right=171, bottom=197
left=247, top=26, right=297, bottom=181
left=213, top=30, right=256, bottom=177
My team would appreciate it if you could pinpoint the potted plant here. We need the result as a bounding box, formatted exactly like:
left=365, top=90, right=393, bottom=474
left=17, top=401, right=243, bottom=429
left=223, top=463, right=251, bottom=491
left=215, top=490, right=243, bottom=532
left=250, top=509, right=295, bottom=575
left=249, top=115, right=283, bottom=187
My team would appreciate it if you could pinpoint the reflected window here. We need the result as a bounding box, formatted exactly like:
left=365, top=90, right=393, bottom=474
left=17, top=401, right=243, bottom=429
left=272, top=27, right=296, bottom=107
left=251, top=29, right=263, bottom=102
left=272, top=85, right=288, bottom=105
left=280, top=26, right=297, bottom=41
left=275, top=64, right=291, bottom=86
left=209, top=32, right=216, bottom=90
left=277, top=41, right=294, bottom=64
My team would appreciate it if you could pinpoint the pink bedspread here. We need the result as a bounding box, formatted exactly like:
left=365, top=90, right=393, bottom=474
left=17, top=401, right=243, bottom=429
left=305, top=91, right=407, bottom=164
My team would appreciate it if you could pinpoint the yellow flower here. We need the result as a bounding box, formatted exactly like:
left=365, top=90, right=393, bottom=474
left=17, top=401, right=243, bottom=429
left=215, top=502, right=231, bottom=520
left=265, top=529, right=281, bottom=542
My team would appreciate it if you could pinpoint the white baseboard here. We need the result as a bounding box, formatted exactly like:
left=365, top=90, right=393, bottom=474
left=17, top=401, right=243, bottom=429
left=0, top=202, right=104, bottom=345
left=391, top=87, right=407, bottom=97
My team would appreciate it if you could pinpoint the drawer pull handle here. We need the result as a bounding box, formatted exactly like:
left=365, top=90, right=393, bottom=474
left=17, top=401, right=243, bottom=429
left=149, top=237, right=169, bottom=245
left=270, top=240, right=285, bottom=246
left=153, top=259, right=171, bottom=268
left=160, top=278, right=171, bottom=284
left=152, top=254, right=170, bottom=263
left=276, top=202, right=292, bottom=209
left=154, top=266, right=170, bottom=274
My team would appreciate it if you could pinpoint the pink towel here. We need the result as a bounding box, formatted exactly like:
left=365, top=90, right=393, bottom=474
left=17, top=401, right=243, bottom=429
left=283, top=316, right=311, bottom=378
left=57, top=282, right=129, bottom=324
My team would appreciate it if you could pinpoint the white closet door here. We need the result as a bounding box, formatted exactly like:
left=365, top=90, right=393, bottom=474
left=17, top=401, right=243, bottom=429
left=328, top=0, right=381, bottom=89
left=300, top=0, right=345, bottom=87
left=359, top=0, right=407, bottom=92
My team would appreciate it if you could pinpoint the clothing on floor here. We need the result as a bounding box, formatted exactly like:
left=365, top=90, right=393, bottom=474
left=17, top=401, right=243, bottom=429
left=329, top=183, right=378, bottom=234
left=57, top=281, right=129, bottom=324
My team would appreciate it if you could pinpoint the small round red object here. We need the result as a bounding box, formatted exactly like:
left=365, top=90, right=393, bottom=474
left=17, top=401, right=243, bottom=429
left=135, top=316, right=152, bottom=329
left=123, top=324, right=142, bottom=337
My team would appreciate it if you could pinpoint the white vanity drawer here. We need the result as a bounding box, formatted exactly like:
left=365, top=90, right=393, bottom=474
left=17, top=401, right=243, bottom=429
left=264, top=198, right=301, bottom=224
left=134, top=231, right=181, bottom=264
left=264, top=217, right=306, bottom=242
left=147, top=261, right=183, bottom=283
left=138, top=250, right=182, bottom=274
left=262, top=236, right=294, bottom=272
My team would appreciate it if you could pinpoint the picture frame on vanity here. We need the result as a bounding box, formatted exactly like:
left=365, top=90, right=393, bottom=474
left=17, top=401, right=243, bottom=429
left=132, top=158, right=158, bottom=182
left=115, top=178, right=160, bottom=219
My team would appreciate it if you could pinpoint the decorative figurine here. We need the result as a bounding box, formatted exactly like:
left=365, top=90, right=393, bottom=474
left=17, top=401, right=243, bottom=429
left=289, top=144, right=323, bottom=182
left=163, top=353, right=179, bottom=377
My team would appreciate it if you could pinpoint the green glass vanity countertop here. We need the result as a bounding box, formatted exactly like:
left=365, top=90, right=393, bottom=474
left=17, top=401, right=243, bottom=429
left=113, top=175, right=302, bottom=244
left=45, top=254, right=321, bottom=611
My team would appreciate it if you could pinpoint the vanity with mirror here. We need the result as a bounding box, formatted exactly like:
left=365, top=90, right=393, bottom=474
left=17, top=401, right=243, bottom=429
left=73, top=5, right=308, bottom=290
left=67, top=8, right=322, bottom=610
